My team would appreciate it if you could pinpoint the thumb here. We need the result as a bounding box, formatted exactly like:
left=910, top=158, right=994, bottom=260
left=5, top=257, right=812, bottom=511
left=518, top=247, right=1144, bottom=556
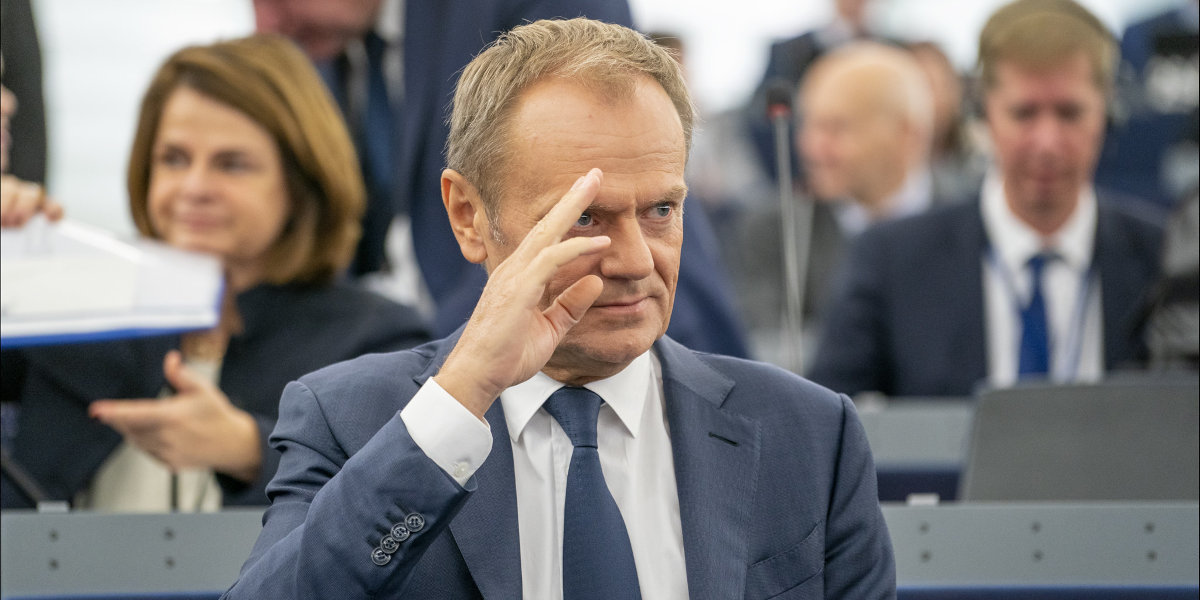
left=544, top=274, right=604, bottom=336
left=162, top=350, right=204, bottom=394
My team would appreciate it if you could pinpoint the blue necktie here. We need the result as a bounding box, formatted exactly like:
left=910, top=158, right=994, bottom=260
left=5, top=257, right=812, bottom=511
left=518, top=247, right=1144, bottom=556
left=542, top=387, right=642, bottom=600
left=1018, top=253, right=1051, bottom=377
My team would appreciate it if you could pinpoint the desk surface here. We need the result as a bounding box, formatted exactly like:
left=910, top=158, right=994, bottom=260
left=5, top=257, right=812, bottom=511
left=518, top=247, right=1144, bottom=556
left=3, top=502, right=1197, bottom=596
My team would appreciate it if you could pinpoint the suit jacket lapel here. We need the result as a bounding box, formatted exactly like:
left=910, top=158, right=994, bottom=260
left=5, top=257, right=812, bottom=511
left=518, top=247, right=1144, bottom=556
left=1093, top=203, right=1156, bottom=368
left=413, top=331, right=522, bottom=599
left=656, top=337, right=761, bottom=598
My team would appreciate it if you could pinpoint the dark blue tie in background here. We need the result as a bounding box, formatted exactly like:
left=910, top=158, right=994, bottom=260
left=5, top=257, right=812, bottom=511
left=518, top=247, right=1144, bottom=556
left=542, top=387, right=642, bottom=600
left=1018, top=252, right=1052, bottom=377
left=313, top=33, right=396, bottom=276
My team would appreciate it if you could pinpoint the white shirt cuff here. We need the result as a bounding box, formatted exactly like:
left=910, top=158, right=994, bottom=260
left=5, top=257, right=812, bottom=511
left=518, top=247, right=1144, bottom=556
left=399, top=378, right=493, bottom=486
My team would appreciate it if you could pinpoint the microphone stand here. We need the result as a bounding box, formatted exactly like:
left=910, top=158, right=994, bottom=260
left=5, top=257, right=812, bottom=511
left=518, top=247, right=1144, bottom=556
left=766, top=82, right=813, bottom=374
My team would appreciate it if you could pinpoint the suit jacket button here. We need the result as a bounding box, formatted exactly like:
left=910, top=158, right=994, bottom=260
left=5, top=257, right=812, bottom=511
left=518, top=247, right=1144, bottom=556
left=371, top=547, right=391, bottom=566
left=405, top=513, right=426, bottom=532
left=380, top=534, right=400, bottom=554
left=391, top=523, right=411, bottom=542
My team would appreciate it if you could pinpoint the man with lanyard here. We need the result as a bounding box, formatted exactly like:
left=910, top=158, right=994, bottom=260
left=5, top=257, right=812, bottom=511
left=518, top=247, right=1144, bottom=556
left=808, top=0, right=1163, bottom=397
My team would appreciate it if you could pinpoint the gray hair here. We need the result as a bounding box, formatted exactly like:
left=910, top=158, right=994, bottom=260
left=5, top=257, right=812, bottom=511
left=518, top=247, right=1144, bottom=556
left=446, top=18, right=696, bottom=216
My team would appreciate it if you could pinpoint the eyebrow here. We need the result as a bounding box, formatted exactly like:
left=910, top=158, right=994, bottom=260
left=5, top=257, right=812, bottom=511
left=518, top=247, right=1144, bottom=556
left=584, top=185, right=689, bottom=214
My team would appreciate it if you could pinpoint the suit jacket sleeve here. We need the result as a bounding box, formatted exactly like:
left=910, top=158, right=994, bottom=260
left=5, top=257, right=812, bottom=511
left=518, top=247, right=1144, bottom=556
left=222, top=378, right=470, bottom=599
left=808, top=228, right=891, bottom=396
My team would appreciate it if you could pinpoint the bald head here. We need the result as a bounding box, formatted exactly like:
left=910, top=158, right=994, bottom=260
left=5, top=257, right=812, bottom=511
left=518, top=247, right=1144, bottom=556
left=798, top=42, right=934, bottom=215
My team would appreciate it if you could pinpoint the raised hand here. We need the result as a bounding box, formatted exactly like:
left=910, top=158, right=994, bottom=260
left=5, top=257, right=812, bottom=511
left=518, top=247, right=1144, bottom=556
left=435, top=168, right=611, bottom=418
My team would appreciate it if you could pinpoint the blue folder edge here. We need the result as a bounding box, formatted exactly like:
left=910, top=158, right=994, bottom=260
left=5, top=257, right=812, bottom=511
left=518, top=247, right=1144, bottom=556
left=1, top=283, right=225, bottom=350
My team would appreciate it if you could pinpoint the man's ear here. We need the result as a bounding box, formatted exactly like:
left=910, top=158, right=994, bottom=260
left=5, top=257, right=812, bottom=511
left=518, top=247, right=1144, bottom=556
left=442, top=168, right=489, bottom=264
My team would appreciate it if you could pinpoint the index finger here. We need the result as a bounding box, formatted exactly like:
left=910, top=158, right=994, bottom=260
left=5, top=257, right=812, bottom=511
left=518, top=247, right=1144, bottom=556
left=90, top=399, right=169, bottom=431
left=512, top=167, right=603, bottom=259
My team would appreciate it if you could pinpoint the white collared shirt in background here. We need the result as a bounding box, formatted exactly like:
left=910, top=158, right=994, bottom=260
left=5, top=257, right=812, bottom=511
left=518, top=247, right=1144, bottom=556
left=401, top=351, right=689, bottom=599
left=980, top=170, right=1105, bottom=387
left=832, top=168, right=934, bottom=238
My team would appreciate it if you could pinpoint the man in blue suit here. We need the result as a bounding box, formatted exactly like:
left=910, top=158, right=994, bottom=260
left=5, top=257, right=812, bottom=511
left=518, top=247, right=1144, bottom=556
left=253, top=0, right=750, bottom=357
left=809, top=0, right=1164, bottom=397
left=224, top=18, right=894, bottom=599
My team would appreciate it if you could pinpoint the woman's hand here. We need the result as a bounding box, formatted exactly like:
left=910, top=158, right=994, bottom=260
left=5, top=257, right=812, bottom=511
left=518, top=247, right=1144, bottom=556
left=90, top=350, right=262, bottom=483
left=1, top=174, right=63, bottom=227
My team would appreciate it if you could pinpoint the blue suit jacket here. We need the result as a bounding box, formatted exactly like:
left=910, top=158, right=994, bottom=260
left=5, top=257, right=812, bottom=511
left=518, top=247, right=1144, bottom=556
left=808, top=199, right=1164, bottom=397
left=223, top=334, right=895, bottom=599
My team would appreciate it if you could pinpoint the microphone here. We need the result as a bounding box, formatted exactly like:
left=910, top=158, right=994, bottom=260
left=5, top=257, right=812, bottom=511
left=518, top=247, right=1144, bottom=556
left=765, top=79, right=811, bottom=374
left=765, top=79, right=793, bottom=122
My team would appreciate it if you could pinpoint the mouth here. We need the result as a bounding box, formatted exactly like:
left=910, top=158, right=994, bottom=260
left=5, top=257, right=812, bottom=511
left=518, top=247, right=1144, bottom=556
left=590, top=296, right=651, bottom=315
left=174, top=213, right=225, bottom=230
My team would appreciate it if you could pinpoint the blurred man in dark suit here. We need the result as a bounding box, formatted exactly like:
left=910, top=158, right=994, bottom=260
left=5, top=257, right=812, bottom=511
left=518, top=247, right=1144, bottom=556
left=810, top=0, right=1163, bottom=397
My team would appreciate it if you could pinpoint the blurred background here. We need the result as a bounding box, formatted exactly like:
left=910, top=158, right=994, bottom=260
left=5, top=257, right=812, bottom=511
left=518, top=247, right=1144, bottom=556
left=28, top=0, right=1180, bottom=236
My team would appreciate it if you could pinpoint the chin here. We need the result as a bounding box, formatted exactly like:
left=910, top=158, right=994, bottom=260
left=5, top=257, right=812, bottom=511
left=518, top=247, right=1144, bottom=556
left=557, top=325, right=662, bottom=372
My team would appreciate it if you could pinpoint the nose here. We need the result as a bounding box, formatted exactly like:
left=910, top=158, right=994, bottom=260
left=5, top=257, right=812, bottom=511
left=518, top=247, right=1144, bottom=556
left=1028, top=113, right=1065, bottom=156
left=598, top=217, right=655, bottom=281
left=178, top=162, right=214, bottom=200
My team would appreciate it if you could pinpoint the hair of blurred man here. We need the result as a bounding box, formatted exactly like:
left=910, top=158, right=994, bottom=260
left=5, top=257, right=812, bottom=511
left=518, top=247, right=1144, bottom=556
left=797, top=41, right=933, bottom=215
left=906, top=41, right=966, bottom=157
left=446, top=17, right=696, bottom=223
left=127, top=34, right=364, bottom=287
left=977, top=0, right=1117, bottom=94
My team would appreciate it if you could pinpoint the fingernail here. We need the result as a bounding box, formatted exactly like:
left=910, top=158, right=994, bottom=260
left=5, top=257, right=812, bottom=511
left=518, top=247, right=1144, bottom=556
left=570, top=174, right=587, bottom=191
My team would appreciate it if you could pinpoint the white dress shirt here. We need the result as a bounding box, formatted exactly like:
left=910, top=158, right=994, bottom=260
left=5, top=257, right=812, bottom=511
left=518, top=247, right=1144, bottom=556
left=832, top=168, right=933, bottom=237
left=401, top=351, right=689, bottom=599
left=980, top=170, right=1105, bottom=387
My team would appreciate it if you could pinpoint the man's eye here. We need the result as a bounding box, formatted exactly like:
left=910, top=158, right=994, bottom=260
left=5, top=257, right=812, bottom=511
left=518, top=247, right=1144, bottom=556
left=576, top=213, right=593, bottom=227
left=651, top=204, right=673, bottom=218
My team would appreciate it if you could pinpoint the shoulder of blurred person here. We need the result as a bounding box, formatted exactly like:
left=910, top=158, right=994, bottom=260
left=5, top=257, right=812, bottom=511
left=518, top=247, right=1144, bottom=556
left=808, top=200, right=989, bottom=397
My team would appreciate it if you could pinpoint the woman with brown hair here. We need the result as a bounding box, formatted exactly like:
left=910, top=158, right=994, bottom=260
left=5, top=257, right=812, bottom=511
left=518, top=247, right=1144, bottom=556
left=1, top=34, right=429, bottom=510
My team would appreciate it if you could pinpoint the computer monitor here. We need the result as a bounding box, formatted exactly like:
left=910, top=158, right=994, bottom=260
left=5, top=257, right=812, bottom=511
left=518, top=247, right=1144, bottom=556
left=959, top=379, right=1199, bottom=501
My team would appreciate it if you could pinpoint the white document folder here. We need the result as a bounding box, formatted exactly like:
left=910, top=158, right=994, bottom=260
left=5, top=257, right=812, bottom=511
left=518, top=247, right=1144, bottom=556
left=0, top=217, right=223, bottom=348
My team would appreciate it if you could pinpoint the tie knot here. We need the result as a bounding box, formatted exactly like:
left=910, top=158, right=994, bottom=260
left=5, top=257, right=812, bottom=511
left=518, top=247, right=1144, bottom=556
left=543, top=387, right=604, bottom=449
left=1027, top=251, right=1057, bottom=275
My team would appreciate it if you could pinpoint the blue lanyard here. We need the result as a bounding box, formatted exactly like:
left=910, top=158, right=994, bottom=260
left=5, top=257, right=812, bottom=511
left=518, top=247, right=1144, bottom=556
left=986, top=246, right=1095, bottom=381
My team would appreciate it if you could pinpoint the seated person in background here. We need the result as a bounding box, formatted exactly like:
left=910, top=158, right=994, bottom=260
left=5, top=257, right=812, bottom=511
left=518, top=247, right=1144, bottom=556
left=224, top=18, right=893, bottom=599
left=906, top=40, right=989, bottom=204
left=0, top=35, right=430, bottom=511
left=809, top=0, right=1163, bottom=398
left=731, top=42, right=936, bottom=363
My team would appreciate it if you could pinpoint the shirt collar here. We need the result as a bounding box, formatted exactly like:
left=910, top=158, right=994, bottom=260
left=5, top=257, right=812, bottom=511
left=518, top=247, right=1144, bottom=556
left=981, top=167, right=1097, bottom=273
left=832, top=168, right=933, bottom=237
left=375, top=0, right=403, bottom=47
left=500, top=351, right=652, bottom=443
